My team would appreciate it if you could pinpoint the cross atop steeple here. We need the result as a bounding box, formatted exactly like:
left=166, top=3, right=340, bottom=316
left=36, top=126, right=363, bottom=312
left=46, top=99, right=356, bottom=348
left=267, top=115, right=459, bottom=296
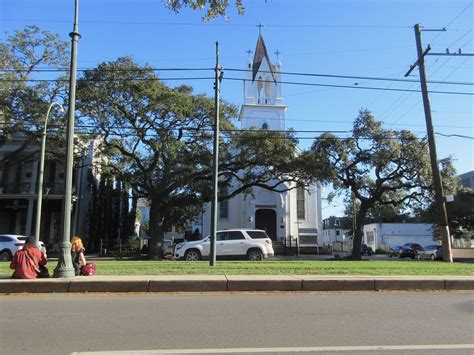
left=257, top=22, right=264, bottom=34
left=274, top=50, right=280, bottom=59
left=246, top=49, right=253, bottom=56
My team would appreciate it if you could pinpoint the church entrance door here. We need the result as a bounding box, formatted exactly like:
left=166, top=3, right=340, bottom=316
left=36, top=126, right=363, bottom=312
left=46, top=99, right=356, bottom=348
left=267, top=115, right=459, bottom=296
left=255, top=209, right=277, bottom=241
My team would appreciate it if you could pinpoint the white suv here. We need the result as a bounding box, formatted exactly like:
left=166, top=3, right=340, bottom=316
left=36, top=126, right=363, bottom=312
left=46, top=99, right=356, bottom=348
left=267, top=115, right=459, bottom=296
left=0, top=234, right=47, bottom=261
left=174, top=229, right=274, bottom=261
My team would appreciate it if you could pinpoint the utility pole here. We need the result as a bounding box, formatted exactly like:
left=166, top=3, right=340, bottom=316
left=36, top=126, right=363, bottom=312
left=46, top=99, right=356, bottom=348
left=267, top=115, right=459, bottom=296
left=210, top=41, right=221, bottom=267
left=352, top=191, right=356, bottom=257
left=54, top=0, right=80, bottom=277
left=405, top=24, right=473, bottom=262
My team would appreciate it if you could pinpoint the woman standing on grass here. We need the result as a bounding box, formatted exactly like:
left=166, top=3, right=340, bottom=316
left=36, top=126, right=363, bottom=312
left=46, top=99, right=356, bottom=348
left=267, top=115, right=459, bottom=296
left=71, top=236, right=87, bottom=276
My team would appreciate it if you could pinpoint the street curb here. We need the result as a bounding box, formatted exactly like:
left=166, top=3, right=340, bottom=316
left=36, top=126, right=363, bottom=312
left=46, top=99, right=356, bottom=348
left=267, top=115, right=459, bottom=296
left=302, top=279, right=375, bottom=291
left=226, top=276, right=302, bottom=292
left=0, top=279, right=69, bottom=293
left=149, top=279, right=227, bottom=292
left=445, top=279, right=474, bottom=290
left=374, top=279, right=445, bottom=291
left=68, top=280, right=150, bottom=293
left=1, top=276, right=473, bottom=293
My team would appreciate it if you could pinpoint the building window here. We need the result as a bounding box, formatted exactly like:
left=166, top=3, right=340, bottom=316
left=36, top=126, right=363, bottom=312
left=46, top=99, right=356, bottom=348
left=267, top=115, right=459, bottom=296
left=335, top=219, right=340, bottom=227
left=219, top=200, right=228, bottom=219
left=462, top=178, right=470, bottom=188
left=262, top=122, right=269, bottom=130
left=219, top=187, right=229, bottom=219
left=297, top=188, right=305, bottom=220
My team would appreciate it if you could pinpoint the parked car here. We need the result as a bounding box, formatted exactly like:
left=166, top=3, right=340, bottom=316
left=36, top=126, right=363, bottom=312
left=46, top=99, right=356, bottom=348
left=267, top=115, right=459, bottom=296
left=174, top=229, right=274, bottom=261
left=416, top=245, right=442, bottom=261
left=402, top=243, right=422, bottom=252
left=388, top=245, right=402, bottom=258
left=361, top=244, right=373, bottom=256
left=0, top=234, right=47, bottom=261
left=399, top=245, right=417, bottom=259
left=162, top=236, right=186, bottom=258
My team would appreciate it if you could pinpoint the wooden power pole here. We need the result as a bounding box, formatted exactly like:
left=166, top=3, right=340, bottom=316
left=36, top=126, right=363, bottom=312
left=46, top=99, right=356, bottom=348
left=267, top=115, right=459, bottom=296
left=405, top=24, right=474, bottom=262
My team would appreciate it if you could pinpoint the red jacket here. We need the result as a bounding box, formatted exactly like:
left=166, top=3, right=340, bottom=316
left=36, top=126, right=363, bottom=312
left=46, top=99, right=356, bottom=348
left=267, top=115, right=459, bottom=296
left=10, top=248, right=47, bottom=279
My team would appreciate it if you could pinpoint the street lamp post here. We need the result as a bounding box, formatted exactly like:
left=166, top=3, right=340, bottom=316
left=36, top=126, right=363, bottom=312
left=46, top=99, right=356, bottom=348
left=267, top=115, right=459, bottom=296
left=34, top=102, right=64, bottom=241
left=54, top=0, right=80, bottom=277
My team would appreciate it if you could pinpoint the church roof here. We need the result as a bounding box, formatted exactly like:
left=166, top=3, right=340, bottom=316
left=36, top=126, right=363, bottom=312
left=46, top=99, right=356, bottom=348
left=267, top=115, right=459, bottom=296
left=252, top=34, right=276, bottom=83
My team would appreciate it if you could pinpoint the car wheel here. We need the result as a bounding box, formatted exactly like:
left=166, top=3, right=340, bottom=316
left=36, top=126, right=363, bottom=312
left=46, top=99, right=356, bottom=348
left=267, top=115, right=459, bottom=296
left=184, top=249, right=202, bottom=261
left=247, top=249, right=263, bottom=261
left=430, top=254, right=435, bottom=261
left=0, top=250, right=11, bottom=262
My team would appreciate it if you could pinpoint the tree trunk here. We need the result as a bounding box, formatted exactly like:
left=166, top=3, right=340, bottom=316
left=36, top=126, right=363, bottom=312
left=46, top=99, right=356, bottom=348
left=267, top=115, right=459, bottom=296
left=148, top=197, right=165, bottom=259
left=351, top=205, right=369, bottom=260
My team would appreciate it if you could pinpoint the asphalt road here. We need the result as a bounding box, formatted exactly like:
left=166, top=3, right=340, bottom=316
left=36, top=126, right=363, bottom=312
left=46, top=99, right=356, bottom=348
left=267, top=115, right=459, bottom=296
left=1, top=292, right=473, bottom=355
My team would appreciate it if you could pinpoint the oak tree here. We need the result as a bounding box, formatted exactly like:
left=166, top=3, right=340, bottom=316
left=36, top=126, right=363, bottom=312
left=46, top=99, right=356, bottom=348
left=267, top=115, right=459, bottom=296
left=306, top=109, right=448, bottom=259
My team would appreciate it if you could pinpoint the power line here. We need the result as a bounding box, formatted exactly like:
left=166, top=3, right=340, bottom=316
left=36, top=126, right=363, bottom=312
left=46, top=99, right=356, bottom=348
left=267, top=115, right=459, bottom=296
left=1, top=77, right=215, bottom=82
left=445, top=2, right=473, bottom=29
left=379, top=4, right=473, bottom=124
left=0, top=67, right=213, bottom=73
left=436, top=132, right=474, bottom=139
left=222, top=77, right=474, bottom=96
left=0, top=18, right=413, bottom=29
left=225, top=68, right=474, bottom=86
left=3, top=66, right=472, bottom=86
left=4, top=75, right=472, bottom=95
left=239, top=116, right=473, bottom=129
left=2, top=123, right=471, bottom=140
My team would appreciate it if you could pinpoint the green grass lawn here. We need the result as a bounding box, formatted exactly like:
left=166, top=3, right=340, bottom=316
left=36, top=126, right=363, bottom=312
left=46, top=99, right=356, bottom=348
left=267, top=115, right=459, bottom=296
left=1, top=259, right=473, bottom=276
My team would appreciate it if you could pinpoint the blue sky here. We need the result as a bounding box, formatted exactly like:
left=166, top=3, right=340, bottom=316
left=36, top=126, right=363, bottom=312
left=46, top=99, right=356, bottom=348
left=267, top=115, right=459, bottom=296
left=1, top=0, right=473, bottom=217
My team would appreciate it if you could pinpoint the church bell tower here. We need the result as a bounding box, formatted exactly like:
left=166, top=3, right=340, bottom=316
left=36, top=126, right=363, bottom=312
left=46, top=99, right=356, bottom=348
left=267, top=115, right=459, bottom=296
left=239, top=34, right=287, bottom=131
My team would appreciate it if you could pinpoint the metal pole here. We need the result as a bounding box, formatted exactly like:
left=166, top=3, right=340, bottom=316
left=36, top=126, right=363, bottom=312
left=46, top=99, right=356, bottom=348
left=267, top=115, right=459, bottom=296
left=35, top=102, right=64, bottom=242
left=210, top=41, right=220, bottom=267
left=413, top=24, right=452, bottom=262
left=54, top=0, right=81, bottom=277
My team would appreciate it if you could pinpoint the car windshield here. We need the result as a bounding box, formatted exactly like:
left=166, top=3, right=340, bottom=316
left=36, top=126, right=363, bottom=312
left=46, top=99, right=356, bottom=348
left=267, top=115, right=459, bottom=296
left=247, top=231, right=269, bottom=239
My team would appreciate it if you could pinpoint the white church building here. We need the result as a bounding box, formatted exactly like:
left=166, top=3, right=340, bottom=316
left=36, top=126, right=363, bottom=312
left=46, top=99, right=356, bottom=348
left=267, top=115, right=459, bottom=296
left=197, top=34, right=323, bottom=246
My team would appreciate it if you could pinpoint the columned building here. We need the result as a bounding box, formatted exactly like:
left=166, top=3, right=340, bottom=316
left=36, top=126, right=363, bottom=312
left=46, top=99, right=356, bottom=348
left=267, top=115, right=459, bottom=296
left=0, top=135, right=101, bottom=245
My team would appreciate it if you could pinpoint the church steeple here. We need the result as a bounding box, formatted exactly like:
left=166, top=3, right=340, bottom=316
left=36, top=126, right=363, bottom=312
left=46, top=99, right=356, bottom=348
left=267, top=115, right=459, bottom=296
left=252, top=34, right=276, bottom=83
left=243, top=33, right=282, bottom=106
left=240, top=34, right=286, bottom=131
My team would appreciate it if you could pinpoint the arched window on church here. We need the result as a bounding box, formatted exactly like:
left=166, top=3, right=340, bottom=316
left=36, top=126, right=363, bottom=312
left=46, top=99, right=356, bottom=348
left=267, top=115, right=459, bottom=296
left=264, top=75, right=271, bottom=104
left=297, top=188, right=305, bottom=220
left=257, top=76, right=264, bottom=103
left=261, top=122, right=269, bottom=130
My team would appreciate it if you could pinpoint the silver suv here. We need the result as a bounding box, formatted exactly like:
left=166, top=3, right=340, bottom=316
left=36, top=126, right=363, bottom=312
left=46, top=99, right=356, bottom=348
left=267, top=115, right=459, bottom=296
left=174, top=229, right=274, bottom=261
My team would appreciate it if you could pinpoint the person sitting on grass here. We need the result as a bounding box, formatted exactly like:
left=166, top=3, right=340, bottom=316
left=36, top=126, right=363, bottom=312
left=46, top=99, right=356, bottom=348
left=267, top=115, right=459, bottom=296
left=71, top=236, right=87, bottom=276
left=10, top=235, right=48, bottom=279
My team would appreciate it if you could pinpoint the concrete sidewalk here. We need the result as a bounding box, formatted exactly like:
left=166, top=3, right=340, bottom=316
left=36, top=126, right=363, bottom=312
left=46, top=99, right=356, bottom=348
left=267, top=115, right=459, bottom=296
left=1, top=275, right=473, bottom=293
